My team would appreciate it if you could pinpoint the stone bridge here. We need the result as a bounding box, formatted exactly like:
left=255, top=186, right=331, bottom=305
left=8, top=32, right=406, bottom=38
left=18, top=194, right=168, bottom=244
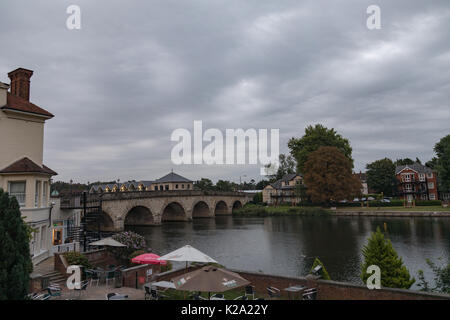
left=94, top=190, right=252, bottom=231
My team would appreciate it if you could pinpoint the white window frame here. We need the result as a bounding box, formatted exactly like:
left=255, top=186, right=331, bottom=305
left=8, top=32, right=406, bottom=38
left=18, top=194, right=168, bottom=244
left=42, top=181, right=48, bottom=207
left=428, top=182, right=434, bottom=189
left=427, top=173, right=433, bottom=179
left=8, top=181, right=26, bottom=207
left=35, top=180, right=41, bottom=208
left=429, top=193, right=436, bottom=200
left=419, top=173, right=425, bottom=182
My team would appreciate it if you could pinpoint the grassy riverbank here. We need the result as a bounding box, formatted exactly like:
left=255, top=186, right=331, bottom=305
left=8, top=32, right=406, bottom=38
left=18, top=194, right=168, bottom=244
left=335, top=206, right=450, bottom=212
left=234, top=204, right=331, bottom=216
left=234, top=204, right=450, bottom=217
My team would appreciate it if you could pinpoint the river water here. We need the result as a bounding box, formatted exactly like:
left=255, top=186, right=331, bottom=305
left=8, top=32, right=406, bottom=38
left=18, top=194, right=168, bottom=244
left=128, top=216, right=450, bottom=290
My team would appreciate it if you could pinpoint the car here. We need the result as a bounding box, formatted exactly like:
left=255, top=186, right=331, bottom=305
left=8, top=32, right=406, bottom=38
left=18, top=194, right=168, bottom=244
left=381, top=198, right=391, bottom=203
left=367, top=196, right=375, bottom=201
left=353, top=198, right=360, bottom=202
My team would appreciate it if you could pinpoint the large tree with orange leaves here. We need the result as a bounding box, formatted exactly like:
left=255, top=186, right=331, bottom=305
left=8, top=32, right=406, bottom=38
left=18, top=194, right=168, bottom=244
left=304, top=146, right=362, bottom=205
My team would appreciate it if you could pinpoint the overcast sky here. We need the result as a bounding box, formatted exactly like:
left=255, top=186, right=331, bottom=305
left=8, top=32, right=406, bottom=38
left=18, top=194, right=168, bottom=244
left=1, top=0, right=449, bottom=184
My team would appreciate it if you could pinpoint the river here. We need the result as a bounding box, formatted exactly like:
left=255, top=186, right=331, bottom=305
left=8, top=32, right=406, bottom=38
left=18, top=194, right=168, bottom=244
left=128, top=215, right=450, bottom=290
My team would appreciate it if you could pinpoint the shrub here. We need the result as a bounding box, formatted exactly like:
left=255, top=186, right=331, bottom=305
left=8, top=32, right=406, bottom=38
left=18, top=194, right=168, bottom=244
left=361, top=227, right=415, bottom=289
left=109, top=231, right=148, bottom=265
left=64, top=252, right=92, bottom=269
left=415, top=200, right=442, bottom=206
left=252, top=192, right=263, bottom=204
left=309, top=258, right=331, bottom=280
left=0, top=189, right=33, bottom=300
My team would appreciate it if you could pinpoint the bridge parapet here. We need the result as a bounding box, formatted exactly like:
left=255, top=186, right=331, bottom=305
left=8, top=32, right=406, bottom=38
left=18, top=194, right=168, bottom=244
left=98, top=190, right=250, bottom=201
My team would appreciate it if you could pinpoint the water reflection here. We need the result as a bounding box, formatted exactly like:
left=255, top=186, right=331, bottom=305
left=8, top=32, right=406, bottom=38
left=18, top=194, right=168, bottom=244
left=128, top=216, right=450, bottom=290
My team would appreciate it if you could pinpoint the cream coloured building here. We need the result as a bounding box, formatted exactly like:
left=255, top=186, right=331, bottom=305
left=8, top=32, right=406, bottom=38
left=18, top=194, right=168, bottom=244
left=262, top=173, right=303, bottom=205
left=0, top=68, right=57, bottom=265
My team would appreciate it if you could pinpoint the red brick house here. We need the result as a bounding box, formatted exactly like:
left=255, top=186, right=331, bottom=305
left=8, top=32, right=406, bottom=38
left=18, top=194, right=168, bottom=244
left=395, top=163, right=438, bottom=203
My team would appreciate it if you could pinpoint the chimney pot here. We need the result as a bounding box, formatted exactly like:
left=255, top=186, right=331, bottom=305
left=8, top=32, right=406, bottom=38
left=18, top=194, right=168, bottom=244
left=8, top=68, right=34, bottom=101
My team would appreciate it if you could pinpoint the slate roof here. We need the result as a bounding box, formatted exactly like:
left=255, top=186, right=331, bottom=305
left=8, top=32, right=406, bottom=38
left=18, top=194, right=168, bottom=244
left=0, top=157, right=57, bottom=175
left=395, top=163, right=433, bottom=174
left=155, top=172, right=192, bottom=183
left=269, top=173, right=302, bottom=189
left=1, top=92, right=54, bottom=118
left=90, top=180, right=155, bottom=192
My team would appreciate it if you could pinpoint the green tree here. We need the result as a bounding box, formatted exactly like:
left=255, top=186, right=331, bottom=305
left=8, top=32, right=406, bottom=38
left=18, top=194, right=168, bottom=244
left=288, top=124, right=353, bottom=173
left=303, top=147, right=361, bottom=205
left=215, top=180, right=236, bottom=192
left=309, top=258, right=331, bottom=280
left=361, top=227, right=415, bottom=289
left=275, top=154, right=296, bottom=180
left=255, top=180, right=270, bottom=190
left=426, top=157, right=439, bottom=169
left=394, top=158, right=415, bottom=166
left=434, top=135, right=450, bottom=193
left=0, top=189, right=33, bottom=300
left=417, top=258, right=450, bottom=294
left=366, top=158, right=397, bottom=196
left=194, top=178, right=215, bottom=191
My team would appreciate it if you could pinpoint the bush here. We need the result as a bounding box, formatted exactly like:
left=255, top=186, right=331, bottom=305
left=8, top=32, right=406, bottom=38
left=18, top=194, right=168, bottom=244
left=109, top=231, right=148, bottom=265
left=252, top=192, right=263, bottom=204
left=415, top=200, right=442, bottom=206
left=361, top=227, right=415, bottom=289
left=309, top=258, right=331, bottom=280
left=0, top=189, right=33, bottom=300
left=64, top=252, right=92, bottom=269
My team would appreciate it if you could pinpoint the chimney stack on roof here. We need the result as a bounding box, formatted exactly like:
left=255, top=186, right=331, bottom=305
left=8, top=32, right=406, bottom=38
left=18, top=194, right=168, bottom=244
left=8, top=68, right=34, bottom=101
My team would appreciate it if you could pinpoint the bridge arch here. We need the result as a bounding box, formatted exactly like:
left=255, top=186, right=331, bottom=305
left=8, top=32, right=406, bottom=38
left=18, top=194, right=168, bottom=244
left=214, top=200, right=229, bottom=216
left=192, top=201, right=211, bottom=218
left=232, top=200, right=243, bottom=213
left=124, top=206, right=154, bottom=226
left=97, top=211, right=115, bottom=232
left=162, top=202, right=188, bottom=222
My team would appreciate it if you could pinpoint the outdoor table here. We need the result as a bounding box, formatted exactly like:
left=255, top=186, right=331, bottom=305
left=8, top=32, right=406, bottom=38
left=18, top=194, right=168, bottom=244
left=108, top=293, right=129, bottom=300
left=284, top=285, right=306, bottom=300
left=210, top=297, right=225, bottom=300
left=145, top=281, right=175, bottom=292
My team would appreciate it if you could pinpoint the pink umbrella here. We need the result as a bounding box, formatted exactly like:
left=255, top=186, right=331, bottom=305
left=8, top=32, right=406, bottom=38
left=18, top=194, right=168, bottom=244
left=132, top=253, right=167, bottom=265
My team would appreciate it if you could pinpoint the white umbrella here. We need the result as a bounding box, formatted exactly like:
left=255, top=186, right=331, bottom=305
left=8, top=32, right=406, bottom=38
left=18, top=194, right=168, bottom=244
left=89, top=237, right=126, bottom=247
left=158, top=245, right=218, bottom=264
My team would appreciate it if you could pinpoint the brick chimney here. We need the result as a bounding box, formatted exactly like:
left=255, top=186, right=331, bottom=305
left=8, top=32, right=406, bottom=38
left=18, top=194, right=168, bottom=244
left=8, top=68, right=34, bottom=101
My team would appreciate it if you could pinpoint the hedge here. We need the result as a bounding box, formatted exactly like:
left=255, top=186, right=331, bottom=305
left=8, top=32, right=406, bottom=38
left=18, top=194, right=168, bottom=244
left=415, top=200, right=442, bottom=206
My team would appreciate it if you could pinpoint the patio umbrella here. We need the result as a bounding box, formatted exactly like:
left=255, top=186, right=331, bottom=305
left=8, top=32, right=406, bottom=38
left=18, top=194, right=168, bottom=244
left=89, top=237, right=126, bottom=247
left=132, top=253, right=167, bottom=265
left=171, top=266, right=250, bottom=298
left=157, top=245, right=218, bottom=266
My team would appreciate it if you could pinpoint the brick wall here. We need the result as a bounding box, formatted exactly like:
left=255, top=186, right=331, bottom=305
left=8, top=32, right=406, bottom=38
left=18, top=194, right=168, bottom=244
left=121, top=264, right=161, bottom=288
left=156, top=266, right=450, bottom=300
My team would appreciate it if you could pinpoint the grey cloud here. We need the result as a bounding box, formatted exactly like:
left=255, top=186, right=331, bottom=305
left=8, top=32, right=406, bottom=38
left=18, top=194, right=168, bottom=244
left=0, top=0, right=449, bottom=183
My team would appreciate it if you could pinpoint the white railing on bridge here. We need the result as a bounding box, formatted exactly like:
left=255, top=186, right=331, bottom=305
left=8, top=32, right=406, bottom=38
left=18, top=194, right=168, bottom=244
left=52, top=242, right=80, bottom=254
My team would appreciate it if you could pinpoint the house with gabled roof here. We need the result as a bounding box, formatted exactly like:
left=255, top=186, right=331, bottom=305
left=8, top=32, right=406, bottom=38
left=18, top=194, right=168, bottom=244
left=89, top=172, right=194, bottom=193
left=0, top=68, right=58, bottom=264
left=395, top=162, right=438, bottom=203
left=262, top=173, right=303, bottom=205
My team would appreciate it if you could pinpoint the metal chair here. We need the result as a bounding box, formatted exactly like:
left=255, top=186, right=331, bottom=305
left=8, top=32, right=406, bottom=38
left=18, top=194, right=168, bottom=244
left=233, top=295, right=248, bottom=300
left=244, top=285, right=255, bottom=300
left=266, top=286, right=281, bottom=299
left=191, top=292, right=207, bottom=300
left=74, top=280, right=90, bottom=298
left=105, top=270, right=116, bottom=286
left=302, top=288, right=317, bottom=300
left=89, top=270, right=100, bottom=286
left=144, top=286, right=152, bottom=300
left=210, top=293, right=225, bottom=300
